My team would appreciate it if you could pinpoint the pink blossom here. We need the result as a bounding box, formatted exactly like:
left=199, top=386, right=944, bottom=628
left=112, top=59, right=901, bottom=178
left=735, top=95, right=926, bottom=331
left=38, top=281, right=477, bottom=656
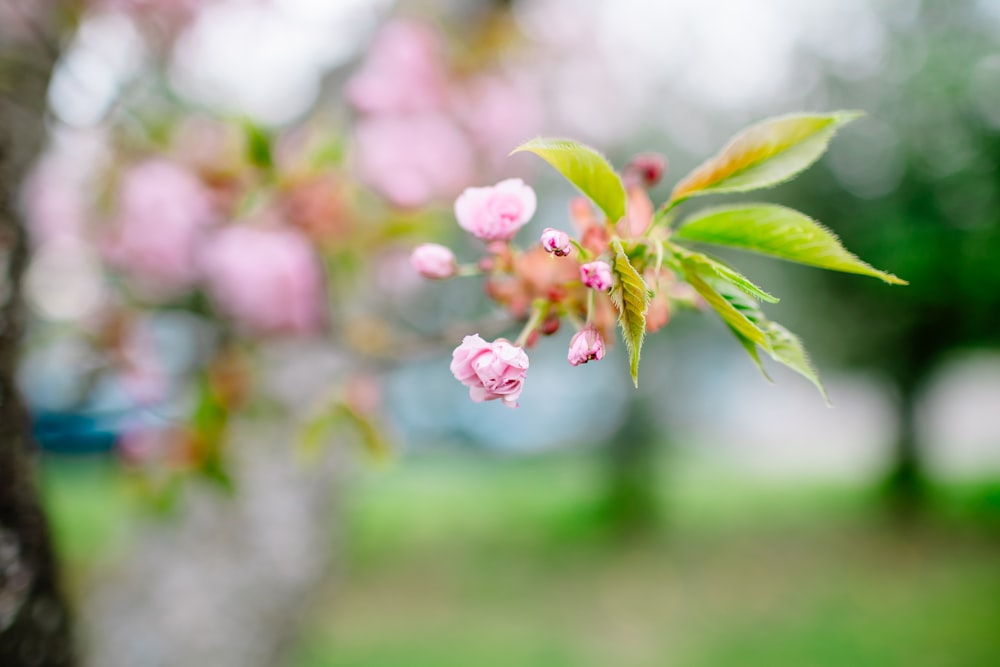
left=540, top=228, right=571, bottom=256
left=580, top=260, right=612, bottom=291
left=410, top=243, right=457, bottom=280
left=354, top=114, right=475, bottom=208
left=346, top=19, right=450, bottom=115
left=454, top=74, right=544, bottom=171
left=201, top=225, right=325, bottom=336
left=450, top=334, right=529, bottom=408
left=454, top=178, right=537, bottom=242
left=107, top=159, right=214, bottom=299
left=21, top=158, right=88, bottom=245
left=567, top=326, right=605, bottom=366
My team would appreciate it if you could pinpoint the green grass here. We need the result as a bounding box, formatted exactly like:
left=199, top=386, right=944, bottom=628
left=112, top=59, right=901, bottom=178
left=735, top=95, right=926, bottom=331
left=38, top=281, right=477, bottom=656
left=38, top=450, right=1000, bottom=667
left=292, top=451, right=1000, bottom=667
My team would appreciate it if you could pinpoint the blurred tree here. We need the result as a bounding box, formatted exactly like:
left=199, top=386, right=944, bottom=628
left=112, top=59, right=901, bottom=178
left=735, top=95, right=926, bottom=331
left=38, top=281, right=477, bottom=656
left=787, top=1, right=1000, bottom=514
left=0, top=2, right=76, bottom=664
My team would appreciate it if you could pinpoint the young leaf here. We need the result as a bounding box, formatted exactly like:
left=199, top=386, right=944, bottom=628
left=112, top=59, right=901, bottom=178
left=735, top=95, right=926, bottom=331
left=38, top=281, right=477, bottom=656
left=512, top=138, right=627, bottom=222
left=694, top=269, right=827, bottom=401
left=675, top=204, right=906, bottom=284
left=681, top=258, right=770, bottom=350
left=765, top=321, right=826, bottom=403
left=668, top=243, right=779, bottom=303
left=610, top=240, right=650, bottom=387
left=669, top=111, right=862, bottom=203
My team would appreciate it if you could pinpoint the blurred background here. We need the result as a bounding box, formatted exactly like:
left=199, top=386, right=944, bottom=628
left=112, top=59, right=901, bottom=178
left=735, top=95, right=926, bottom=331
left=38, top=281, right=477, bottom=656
left=3, top=0, right=1000, bottom=665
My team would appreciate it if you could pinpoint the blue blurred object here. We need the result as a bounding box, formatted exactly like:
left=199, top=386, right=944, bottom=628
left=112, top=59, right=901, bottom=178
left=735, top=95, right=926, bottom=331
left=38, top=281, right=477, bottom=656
left=31, top=410, right=120, bottom=455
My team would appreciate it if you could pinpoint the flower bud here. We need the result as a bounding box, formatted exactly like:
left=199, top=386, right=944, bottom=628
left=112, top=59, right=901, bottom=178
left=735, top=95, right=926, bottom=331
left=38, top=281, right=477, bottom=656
left=540, top=227, right=571, bottom=256
left=410, top=243, right=457, bottom=279
left=567, top=326, right=605, bottom=366
left=580, top=260, right=613, bottom=291
left=624, top=153, right=667, bottom=188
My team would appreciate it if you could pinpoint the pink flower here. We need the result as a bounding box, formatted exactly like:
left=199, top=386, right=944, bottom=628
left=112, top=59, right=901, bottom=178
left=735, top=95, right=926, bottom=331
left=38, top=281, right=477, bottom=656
left=450, top=334, right=529, bottom=408
left=567, top=326, right=605, bottom=366
left=345, top=19, right=450, bottom=115
left=410, top=243, right=457, bottom=280
left=106, top=159, right=214, bottom=299
left=454, top=74, right=544, bottom=172
left=353, top=114, right=475, bottom=209
left=540, top=228, right=571, bottom=256
left=21, top=157, right=88, bottom=245
left=454, top=178, right=537, bottom=242
left=201, top=226, right=325, bottom=336
left=580, top=260, right=612, bottom=291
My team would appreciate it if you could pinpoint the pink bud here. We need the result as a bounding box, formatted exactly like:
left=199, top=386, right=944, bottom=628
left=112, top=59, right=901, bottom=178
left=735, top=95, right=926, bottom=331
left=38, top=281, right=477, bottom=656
left=410, top=243, right=457, bottom=279
left=454, top=178, right=536, bottom=242
left=450, top=334, right=529, bottom=408
left=580, top=260, right=613, bottom=291
left=540, top=228, right=571, bottom=256
left=567, top=326, right=605, bottom=366
left=624, top=153, right=667, bottom=188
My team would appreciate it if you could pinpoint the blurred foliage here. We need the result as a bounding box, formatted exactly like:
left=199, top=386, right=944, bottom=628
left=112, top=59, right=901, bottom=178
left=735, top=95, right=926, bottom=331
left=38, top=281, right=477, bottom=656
left=788, top=2, right=1000, bottom=379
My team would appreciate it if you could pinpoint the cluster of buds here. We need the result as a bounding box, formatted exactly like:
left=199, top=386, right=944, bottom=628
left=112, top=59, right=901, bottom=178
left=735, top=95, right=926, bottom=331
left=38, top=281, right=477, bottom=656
left=410, top=152, right=682, bottom=409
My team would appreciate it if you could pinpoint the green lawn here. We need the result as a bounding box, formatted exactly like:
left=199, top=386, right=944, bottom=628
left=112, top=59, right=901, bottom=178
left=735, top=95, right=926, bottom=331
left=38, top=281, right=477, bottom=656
left=40, top=451, right=1000, bottom=667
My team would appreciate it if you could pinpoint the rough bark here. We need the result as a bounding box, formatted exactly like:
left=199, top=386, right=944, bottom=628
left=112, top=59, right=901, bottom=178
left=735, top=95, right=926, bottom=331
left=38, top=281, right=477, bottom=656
left=0, top=7, right=77, bottom=666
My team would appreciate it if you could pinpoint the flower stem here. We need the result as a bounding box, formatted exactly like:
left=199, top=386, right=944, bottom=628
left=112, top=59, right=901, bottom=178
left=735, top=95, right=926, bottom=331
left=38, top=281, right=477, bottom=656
left=514, top=299, right=549, bottom=347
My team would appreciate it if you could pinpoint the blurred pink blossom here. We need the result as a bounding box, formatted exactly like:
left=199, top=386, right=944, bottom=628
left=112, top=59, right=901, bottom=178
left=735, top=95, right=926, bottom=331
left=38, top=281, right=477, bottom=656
left=21, top=158, right=89, bottom=245
left=201, top=225, right=325, bottom=337
left=354, top=114, right=475, bottom=208
left=454, top=178, right=536, bottom=242
left=346, top=19, right=450, bottom=115
left=567, top=326, right=605, bottom=366
left=410, top=243, right=457, bottom=280
left=450, top=334, right=529, bottom=408
left=107, top=159, right=214, bottom=299
left=580, top=260, right=612, bottom=291
left=455, top=74, right=544, bottom=170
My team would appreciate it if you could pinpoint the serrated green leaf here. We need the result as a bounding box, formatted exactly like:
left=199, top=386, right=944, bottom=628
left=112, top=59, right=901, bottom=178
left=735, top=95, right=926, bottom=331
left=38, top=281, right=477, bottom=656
left=512, top=137, right=626, bottom=221
left=694, top=270, right=828, bottom=401
left=675, top=204, right=906, bottom=285
left=727, top=324, right=772, bottom=382
left=682, top=259, right=770, bottom=350
left=609, top=240, right=650, bottom=387
left=765, top=322, right=826, bottom=403
left=670, top=111, right=862, bottom=203
left=668, top=243, right=779, bottom=303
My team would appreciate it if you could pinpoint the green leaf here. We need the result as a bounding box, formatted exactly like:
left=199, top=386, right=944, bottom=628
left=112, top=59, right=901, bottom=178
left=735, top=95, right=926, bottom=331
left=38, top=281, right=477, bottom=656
left=690, top=268, right=827, bottom=401
left=512, top=137, right=626, bottom=221
left=670, top=111, right=862, bottom=203
left=727, top=324, right=771, bottom=382
left=667, top=243, right=779, bottom=303
left=242, top=120, right=274, bottom=169
left=609, top=240, right=650, bottom=387
left=298, top=401, right=392, bottom=462
left=765, top=322, right=826, bottom=403
left=675, top=204, right=906, bottom=284
left=681, top=258, right=770, bottom=350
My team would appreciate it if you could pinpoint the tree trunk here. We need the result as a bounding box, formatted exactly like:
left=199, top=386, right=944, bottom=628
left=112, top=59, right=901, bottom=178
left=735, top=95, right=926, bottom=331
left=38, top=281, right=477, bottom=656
left=883, top=378, right=927, bottom=519
left=0, top=8, right=77, bottom=665
left=600, top=395, right=661, bottom=536
left=83, top=422, right=344, bottom=667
